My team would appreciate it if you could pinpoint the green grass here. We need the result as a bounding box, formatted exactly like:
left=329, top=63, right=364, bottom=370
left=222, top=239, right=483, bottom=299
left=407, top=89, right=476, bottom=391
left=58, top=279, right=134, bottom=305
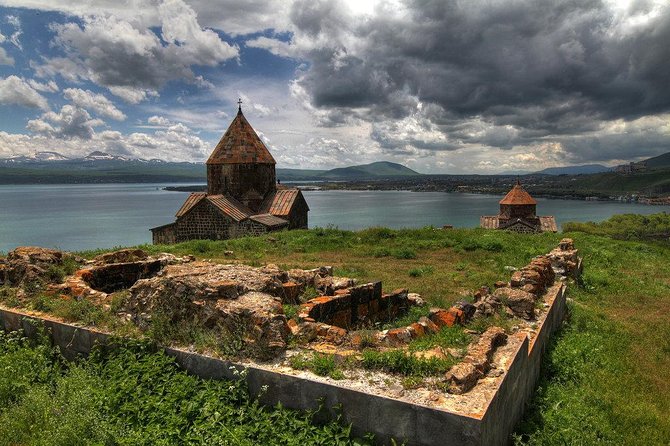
left=563, top=212, right=670, bottom=241
left=361, top=349, right=455, bottom=377
left=289, top=353, right=346, bottom=380
left=4, top=221, right=670, bottom=444
left=133, top=225, right=670, bottom=444
left=0, top=330, right=371, bottom=445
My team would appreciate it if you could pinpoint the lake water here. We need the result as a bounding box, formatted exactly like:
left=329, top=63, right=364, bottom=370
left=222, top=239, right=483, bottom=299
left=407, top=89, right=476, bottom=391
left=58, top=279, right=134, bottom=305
left=1, top=183, right=668, bottom=252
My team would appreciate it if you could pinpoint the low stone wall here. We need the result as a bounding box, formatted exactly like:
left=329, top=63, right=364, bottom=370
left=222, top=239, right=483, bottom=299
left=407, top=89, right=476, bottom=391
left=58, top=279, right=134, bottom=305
left=0, top=281, right=567, bottom=446
left=298, top=283, right=411, bottom=329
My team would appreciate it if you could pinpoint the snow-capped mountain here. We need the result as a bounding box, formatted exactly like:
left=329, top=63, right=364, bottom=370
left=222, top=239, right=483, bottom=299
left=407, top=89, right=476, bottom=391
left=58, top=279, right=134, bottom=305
left=3, top=151, right=70, bottom=163
left=83, top=151, right=128, bottom=161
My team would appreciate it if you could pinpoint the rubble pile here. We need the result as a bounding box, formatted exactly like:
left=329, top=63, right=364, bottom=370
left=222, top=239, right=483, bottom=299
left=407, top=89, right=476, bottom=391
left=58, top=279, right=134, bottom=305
left=0, top=246, right=81, bottom=288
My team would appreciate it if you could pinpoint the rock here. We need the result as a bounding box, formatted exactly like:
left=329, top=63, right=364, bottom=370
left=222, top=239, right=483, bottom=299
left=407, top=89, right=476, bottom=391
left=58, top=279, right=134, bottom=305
left=509, top=256, right=555, bottom=297
left=494, top=280, right=507, bottom=289
left=93, top=249, right=148, bottom=264
left=454, top=301, right=476, bottom=321
left=429, top=304, right=474, bottom=328
left=122, top=262, right=298, bottom=357
left=383, top=327, right=413, bottom=346
left=315, top=275, right=356, bottom=295
left=317, top=324, right=347, bottom=344
left=445, top=362, right=480, bottom=395
left=2, top=246, right=81, bottom=289
left=224, top=250, right=234, bottom=257
left=473, top=293, right=502, bottom=318
left=473, top=286, right=490, bottom=302
left=418, top=316, right=440, bottom=334
left=290, top=321, right=319, bottom=343
left=82, top=253, right=183, bottom=293
left=445, top=326, right=507, bottom=394
left=281, top=281, right=303, bottom=304
left=286, top=266, right=334, bottom=288
left=548, top=238, right=581, bottom=278
left=212, top=292, right=290, bottom=355
left=407, top=293, right=426, bottom=306
left=494, top=287, right=536, bottom=320
left=504, top=266, right=517, bottom=272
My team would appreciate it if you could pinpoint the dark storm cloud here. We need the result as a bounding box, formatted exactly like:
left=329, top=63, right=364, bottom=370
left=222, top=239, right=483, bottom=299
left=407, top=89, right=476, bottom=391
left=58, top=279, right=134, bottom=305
left=288, top=0, right=670, bottom=161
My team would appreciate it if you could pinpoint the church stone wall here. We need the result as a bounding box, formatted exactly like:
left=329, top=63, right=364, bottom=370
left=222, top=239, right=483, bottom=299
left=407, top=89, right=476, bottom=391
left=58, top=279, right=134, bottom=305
left=207, top=163, right=276, bottom=211
left=153, top=201, right=275, bottom=244
left=500, top=204, right=536, bottom=219
left=152, top=224, right=176, bottom=245
left=287, top=195, right=309, bottom=229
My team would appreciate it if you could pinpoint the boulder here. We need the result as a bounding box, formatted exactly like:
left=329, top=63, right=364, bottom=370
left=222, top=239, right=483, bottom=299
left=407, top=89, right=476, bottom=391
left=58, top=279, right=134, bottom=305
left=126, top=266, right=290, bottom=358
left=430, top=302, right=475, bottom=328
left=286, top=266, right=333, bottom=288
left=2, top=246, right=81, bottom=289
left=494, top=287, right=536, bottom=320
left=407, top=293, right=426, bottom=306
left=473, top=293, right=502, bottom=318
left=93, top=249, right=148, bottom=264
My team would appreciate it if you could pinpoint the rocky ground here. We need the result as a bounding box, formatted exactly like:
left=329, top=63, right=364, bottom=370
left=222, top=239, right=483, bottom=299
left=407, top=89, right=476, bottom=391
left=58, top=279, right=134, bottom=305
left=0, top=239, right=581, bottom=408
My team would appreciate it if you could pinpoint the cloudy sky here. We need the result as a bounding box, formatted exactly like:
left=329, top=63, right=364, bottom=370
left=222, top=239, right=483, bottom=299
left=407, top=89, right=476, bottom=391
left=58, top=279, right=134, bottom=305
left=0, top=0, right=668, bottom=173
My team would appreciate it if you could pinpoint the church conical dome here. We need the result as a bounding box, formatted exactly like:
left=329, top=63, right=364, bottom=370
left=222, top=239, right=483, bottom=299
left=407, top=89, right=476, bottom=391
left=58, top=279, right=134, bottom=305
left=499, top=181, right=537, bottom=205
left=207, top=108, right=275, bottom=165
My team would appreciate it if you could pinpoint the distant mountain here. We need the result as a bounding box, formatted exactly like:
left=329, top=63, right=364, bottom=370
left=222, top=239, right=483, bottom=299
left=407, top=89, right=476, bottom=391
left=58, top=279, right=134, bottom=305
left=643, top=152, right=670, bottom=169
left=84, top=151, right=128, bottom=161
left=276, top=168, right=326, bottom=181
left=2, top=151, right=70, bottom=163
left=497, top=170, right=533, bottom=176
left=320, top=161, right=420, bottom=179
left=535, top=164, right=611, bottom=175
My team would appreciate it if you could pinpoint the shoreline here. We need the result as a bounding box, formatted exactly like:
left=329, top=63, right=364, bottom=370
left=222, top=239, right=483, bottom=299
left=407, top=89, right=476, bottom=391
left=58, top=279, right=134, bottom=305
left=162, top=184, right=669, bottom=205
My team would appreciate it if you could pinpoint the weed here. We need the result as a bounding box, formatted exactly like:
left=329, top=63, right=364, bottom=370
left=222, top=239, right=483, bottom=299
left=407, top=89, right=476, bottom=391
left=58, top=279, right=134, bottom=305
left=408, top=266, right=434, bottom=277
left=392, top=247, right=417, bottom=259
left=289, top=353, right=345, bottom=380
left=361, top=349, right=454, bottom=376
left=283, top=304, right=299, bottom=320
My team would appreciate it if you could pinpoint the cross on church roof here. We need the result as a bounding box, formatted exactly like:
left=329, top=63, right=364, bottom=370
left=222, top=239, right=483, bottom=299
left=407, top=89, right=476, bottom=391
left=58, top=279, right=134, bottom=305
left=238, top=98, right=242, bottom=113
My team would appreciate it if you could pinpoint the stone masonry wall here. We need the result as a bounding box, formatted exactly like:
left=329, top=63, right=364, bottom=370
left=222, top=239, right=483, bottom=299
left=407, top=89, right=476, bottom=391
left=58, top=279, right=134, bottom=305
left=298, top=283, right=412, bottom=329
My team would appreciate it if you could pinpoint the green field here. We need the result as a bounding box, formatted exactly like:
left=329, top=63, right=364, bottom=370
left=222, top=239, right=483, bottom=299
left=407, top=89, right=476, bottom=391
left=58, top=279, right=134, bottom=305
left=1, top=215, right=670, bottom=445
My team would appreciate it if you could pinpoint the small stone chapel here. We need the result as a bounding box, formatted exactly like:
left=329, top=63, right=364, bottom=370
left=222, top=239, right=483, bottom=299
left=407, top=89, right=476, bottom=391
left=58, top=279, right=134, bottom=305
left=480, top=180, right=557, bottom=233
left=151, top=104, right=309, bottom=244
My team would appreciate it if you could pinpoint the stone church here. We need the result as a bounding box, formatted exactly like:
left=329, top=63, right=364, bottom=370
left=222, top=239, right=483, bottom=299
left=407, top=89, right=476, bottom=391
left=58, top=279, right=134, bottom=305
left=480, top=181, right=557, bottom=233
left=151, top=105, right=309, bottom=244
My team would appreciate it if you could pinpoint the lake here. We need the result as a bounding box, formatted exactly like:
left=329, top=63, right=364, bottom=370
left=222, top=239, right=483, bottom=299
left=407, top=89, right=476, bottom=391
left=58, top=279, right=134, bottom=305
left=0, top=183, right=668, bottom=253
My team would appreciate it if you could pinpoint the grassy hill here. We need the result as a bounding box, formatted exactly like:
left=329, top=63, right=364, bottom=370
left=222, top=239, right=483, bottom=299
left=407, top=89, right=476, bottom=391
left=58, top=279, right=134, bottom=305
left=320, top=161, right=420, bottom=179
left=564, top=167, right=670, bottom=195
left=645, top=152, right=670, bottom=169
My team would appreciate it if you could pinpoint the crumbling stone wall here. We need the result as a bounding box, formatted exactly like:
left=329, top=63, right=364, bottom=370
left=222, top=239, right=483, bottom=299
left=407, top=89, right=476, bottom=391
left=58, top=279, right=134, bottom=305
left=299, top=284, right=414, bottom=329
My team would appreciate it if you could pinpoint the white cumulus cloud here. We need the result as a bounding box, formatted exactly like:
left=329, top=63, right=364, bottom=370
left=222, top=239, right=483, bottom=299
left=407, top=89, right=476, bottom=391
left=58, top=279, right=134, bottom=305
left=0, top=76, right=49, bottom=110
left=63, top=88, right=126, bottom=121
